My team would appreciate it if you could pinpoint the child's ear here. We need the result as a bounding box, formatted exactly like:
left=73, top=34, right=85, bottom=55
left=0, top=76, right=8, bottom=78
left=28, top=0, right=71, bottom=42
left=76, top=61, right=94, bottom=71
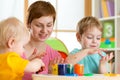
left=7, top=38, right=15, bottom=48
left=76, top=32, right=81, bottom=42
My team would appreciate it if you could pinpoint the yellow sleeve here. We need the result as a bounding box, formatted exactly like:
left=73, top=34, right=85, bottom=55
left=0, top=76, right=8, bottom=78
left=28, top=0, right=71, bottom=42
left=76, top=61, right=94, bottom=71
left=7, top=52, right=29, bottom=74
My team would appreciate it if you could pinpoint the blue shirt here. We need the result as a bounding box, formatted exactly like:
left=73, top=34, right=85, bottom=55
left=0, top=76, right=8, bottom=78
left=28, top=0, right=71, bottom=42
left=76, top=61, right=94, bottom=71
left=70, top=48, right=106, bottom=74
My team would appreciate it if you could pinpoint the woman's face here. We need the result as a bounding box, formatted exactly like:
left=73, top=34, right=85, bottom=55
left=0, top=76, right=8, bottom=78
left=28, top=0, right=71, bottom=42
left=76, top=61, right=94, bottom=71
left=29, top=16, right=54, bottom=42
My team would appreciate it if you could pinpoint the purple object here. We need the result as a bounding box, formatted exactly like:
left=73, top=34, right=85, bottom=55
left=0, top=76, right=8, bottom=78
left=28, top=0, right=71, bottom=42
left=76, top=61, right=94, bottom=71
left=106, top=0, right=115, bottom=16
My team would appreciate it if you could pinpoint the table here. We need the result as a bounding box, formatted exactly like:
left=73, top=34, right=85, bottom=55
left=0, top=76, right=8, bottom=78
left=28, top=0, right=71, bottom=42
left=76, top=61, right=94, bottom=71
left=32, top=74, right=120, bottom=80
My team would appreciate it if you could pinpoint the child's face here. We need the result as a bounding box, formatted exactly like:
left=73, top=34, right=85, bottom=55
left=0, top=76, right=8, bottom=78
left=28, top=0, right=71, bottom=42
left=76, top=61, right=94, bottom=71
left=13, top=39, right=29, bottom=55
left=80, top=27, right=102, bottom=49
left=29, top=16, right=54, bottom=42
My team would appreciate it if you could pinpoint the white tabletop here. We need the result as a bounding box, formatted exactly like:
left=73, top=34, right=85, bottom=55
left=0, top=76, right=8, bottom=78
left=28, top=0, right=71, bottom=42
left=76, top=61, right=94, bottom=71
left=32, top=74, right=120, bottom=80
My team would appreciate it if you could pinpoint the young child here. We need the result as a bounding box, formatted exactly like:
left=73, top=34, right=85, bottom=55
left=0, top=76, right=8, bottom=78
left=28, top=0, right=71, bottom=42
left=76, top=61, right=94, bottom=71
left=66, top=16, right=113, bottom=74
left=0, top=17, right=44, bottom=80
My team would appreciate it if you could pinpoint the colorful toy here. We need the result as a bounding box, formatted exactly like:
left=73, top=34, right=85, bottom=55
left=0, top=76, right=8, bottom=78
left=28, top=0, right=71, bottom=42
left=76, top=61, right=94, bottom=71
left=52, top=64, right=58, bottom=75
left=58, top=64, right=67, bottom=75
left=84, top=73, right=94, bottom=76
left=104, top=73, right=120, bottom=77
left=52, top=63, right=84, bottom=76
left=100, top=20, right=115, bottom=48
left=45, top=37, right=68, bottom=59
left=45, top=37, right=69, bottom=54
left=66, top=64, right=74, bottom=74
left=74, top=64, right=84, bottom=76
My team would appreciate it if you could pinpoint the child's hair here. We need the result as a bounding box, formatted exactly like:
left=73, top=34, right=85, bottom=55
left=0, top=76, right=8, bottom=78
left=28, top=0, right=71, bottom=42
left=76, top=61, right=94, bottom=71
left=27, top=0, right=56, bottom=26
left=0, top=17, right=30, bottom=48
left=76, top=16, right=103, bottom=35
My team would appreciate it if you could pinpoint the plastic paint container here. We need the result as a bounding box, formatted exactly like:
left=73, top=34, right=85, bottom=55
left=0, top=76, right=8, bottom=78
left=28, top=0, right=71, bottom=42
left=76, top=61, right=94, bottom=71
left=58, top=64, right=67, bottom=75
left=66, top=64, right=74, bottom=74
left=74, top=64, right=84, bottom=75
left=52, top=64, right=58, bottom=75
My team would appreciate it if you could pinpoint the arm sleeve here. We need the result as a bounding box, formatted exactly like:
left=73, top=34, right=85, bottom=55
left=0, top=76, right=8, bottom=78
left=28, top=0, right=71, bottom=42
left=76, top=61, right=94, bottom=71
left=70, top=48, right=80, bottom=54
left=7, top=52, right=29, bottom=74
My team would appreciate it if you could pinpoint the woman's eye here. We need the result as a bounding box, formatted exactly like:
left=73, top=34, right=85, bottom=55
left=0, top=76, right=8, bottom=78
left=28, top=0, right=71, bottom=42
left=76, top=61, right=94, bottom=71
left=47, top=24, right=53, bottom=27
left=87, top=36, right=92, bottom=39
left=47, top=25, right=52, bottom=27
left=36, top=24, right=42, bottom=27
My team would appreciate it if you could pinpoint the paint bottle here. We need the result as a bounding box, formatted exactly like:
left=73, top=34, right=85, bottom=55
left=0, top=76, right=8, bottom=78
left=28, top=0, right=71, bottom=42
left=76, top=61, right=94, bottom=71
left=74, top=64, right=84, bottom=76
left=52, top=64, right=58, bottom=75
left=66, top=64, right=73, bottom=74
left=58, top=64, right=67, bottom=75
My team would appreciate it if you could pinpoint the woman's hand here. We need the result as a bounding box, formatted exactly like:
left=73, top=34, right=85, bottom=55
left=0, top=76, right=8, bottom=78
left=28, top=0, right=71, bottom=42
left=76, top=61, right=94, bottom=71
left=28, top=48, right=46, bottom=61
left=48, top=57, right=64, bottom=74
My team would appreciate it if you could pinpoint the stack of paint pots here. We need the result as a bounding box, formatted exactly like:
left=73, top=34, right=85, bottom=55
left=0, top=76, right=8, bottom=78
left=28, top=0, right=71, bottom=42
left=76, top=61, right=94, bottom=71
left=52, top=63, right=84, bottom=76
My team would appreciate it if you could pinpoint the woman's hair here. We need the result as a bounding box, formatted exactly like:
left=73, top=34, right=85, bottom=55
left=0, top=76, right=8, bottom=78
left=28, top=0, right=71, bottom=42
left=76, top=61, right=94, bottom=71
left=27, top=0, right=56, bottom=26
left=76, top=16, right=103, bottom=35
left=0, top=17, right=30, bottom=48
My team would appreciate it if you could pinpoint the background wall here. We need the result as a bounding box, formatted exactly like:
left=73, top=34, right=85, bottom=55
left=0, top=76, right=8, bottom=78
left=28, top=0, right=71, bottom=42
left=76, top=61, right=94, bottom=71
left=0, top=0, right=24, bottom=22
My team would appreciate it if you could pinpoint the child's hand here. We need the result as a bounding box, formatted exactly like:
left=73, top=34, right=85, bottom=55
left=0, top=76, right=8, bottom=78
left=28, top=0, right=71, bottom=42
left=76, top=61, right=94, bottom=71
left=48, top=57, right=64, bottom=74
left=34, top=59, right=45, bottom=73
left=87, top=48, right=107, bottom=55
left=36, top=66, right=45, bottom=74
left=25, top=58, right=45, bottom=73
left=86, top=48, right=99, bottom=55
left=28, top=48, right=46, bottom=61
left=100, top=52, right=114, bottom=64
left=99, top=52, right=114, bottom=73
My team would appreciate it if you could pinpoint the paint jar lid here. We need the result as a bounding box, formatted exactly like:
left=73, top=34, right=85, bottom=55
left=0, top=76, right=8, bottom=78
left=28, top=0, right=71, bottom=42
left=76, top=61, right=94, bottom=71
left=84, top=73, right=94, bottom=76
left=104, top=73, right=120, bottom=77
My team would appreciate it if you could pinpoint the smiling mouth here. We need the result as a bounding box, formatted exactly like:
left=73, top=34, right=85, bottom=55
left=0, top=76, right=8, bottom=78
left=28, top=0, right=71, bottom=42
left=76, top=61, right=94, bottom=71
left=39, top=33, right=47, bottom=37
left=90, top=45, right=97, bottom=47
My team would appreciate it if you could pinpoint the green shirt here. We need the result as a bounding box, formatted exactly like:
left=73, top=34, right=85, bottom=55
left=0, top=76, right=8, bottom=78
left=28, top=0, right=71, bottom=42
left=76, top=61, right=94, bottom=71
left=70, top=48, right=106, bottom=74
